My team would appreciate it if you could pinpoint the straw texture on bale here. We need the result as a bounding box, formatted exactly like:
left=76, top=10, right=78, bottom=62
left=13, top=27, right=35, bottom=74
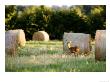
left=95, top=30, right=106, bottom=61
left=63, top=33, right=91, bottom=55
left=32, top=31, right=49, bottom=41
left=5, top=29, right=26, bottom=56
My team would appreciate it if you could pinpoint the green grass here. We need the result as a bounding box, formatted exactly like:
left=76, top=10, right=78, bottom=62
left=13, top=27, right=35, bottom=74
left=5, top=41, right=106, bottom=72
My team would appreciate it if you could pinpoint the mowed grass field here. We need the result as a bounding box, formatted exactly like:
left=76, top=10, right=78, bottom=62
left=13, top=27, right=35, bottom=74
left=5, top=41, right=106, bottom=72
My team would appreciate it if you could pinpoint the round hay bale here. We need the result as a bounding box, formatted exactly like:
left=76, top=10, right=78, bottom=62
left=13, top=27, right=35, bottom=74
left=32, top=31, right=49, bottom=41
left=5, top=29, right=26, bottom=56
left=95, top=30, right=106, bottom=61
left=63, top=33, right=91, bottom=55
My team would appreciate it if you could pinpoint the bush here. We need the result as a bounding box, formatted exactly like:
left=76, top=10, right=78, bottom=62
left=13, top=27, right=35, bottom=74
left=5, top=5, right=106, bottom=40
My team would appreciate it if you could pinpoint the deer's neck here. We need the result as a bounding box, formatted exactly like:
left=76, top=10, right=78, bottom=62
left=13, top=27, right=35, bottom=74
left=67, top=43, right=71, bottom=48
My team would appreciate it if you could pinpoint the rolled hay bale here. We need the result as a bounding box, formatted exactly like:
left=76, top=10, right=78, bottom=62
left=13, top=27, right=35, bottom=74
left=32, top=31, right=49, bottom=41
left=63, top=33, right=91, bottom=55
left=95, top=30, right=106, bottom=61
left=5, top=29, right=26, bottom=56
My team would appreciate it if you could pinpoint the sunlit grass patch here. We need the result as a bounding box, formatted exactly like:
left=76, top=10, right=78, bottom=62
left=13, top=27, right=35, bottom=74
left=5, top=40, right=106, bottom=72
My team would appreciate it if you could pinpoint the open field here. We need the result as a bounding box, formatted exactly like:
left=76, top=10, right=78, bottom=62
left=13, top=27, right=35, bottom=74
left=5, top=41, right=106, bottom=72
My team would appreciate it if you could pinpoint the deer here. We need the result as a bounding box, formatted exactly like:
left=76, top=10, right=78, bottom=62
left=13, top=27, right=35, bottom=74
left=67, top=41, right=80, bottom=56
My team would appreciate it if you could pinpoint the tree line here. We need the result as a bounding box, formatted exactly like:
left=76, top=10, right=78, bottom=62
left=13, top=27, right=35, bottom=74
left=5, top=5, right=106, bottom=40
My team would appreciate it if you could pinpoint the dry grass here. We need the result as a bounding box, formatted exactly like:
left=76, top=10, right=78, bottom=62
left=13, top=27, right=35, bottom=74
left=63, top=33, right=91, bottom=54
left=33, top=31, right=49, bottom=41
left=5, top=29, right=26, bottom=56
left=95, top=30, right=106, bottom=60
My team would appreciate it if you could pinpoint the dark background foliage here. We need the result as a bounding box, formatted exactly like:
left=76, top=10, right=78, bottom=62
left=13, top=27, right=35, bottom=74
left=5, top=5, right=106, bottom=40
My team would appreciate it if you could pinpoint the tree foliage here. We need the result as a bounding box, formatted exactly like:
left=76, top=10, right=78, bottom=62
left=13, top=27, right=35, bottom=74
left=5, top=5, right=106, bottom=40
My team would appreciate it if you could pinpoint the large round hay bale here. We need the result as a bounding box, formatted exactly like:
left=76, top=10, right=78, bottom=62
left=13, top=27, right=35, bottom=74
left=63, top=33, right=91, bottom=55
left=95, top=30, right=106, bottom=61
left=32, top=31, right=49, bottom=41
left=5, top=29, right=26, bottom=56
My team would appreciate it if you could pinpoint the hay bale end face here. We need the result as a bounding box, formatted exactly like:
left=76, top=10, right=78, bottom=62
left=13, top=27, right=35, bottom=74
left=32, top=31, right=49, bottom=41
left=63, top=33, right=91, bottom=55
left=5, top=29, right=26, bottom=56
left=95, top=30, right=106, bottom=61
